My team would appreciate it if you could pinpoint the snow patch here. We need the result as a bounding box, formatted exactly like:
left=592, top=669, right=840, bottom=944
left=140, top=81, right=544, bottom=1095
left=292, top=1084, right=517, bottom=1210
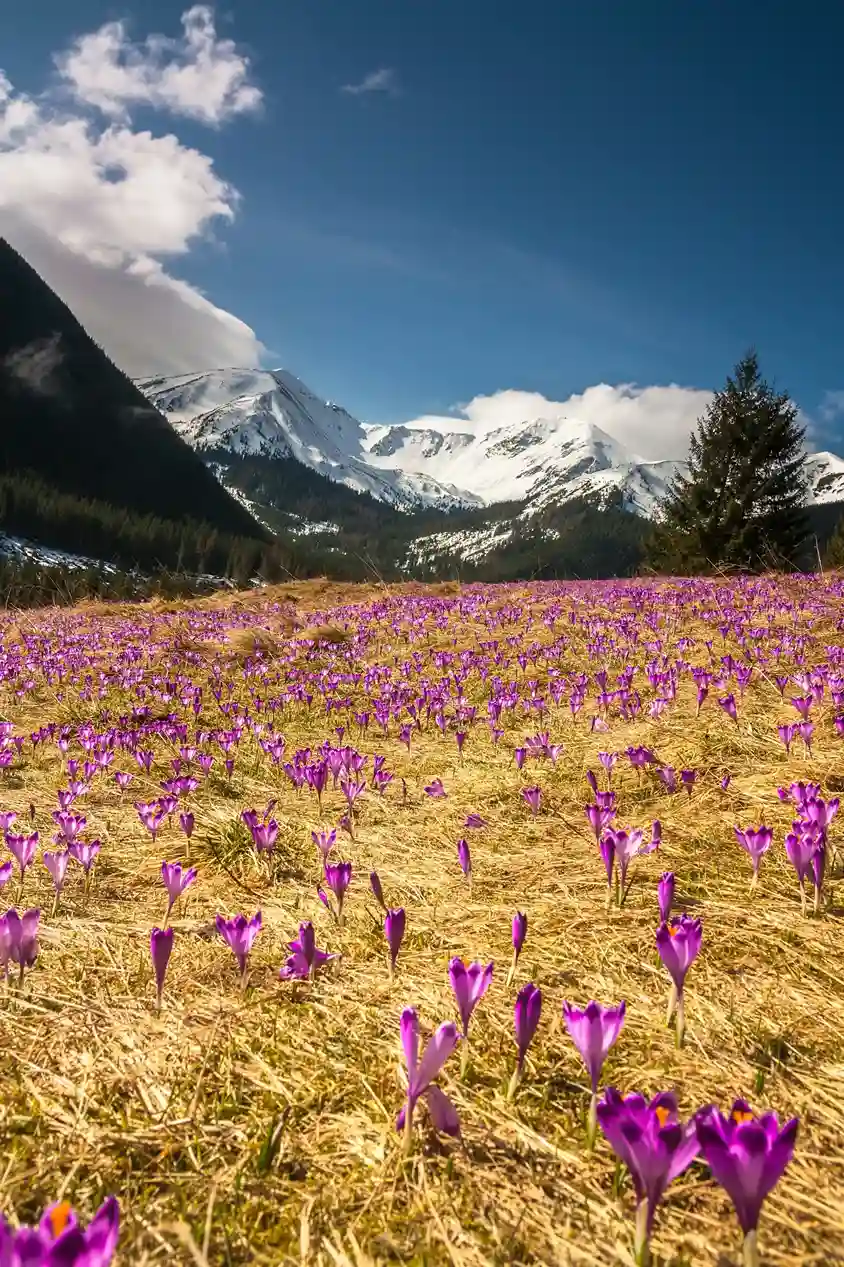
left=139, top=367, right=844, bottom=521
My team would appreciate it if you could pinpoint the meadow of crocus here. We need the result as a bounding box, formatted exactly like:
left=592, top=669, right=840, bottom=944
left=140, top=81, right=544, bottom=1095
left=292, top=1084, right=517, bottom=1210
left=0, top=574, right=843, bottom=1264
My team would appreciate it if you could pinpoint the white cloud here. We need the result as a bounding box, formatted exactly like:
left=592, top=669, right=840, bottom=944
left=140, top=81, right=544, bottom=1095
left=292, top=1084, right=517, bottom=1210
left=0, top=7, right=263, bottom=376
left=402, top=383, right=714, bottom=460
left=55, top=5, right=262, bottom=125
left=341, top=68, right=399, bottom=96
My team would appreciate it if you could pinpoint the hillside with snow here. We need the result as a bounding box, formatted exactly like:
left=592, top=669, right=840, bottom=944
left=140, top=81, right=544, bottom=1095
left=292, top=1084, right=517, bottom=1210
left=139, top=369, right=480, bottom=512
left=138, top=367, right=844, bottom=531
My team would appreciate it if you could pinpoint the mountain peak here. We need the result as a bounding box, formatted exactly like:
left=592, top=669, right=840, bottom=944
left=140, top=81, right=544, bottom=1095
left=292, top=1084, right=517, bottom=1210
left=137, top=366, right=844, bottom=521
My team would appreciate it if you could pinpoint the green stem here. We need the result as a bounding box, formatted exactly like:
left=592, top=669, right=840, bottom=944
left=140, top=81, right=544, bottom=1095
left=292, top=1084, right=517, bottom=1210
left=586, top=1093, right=597, bottom=1151
left=633, top=1201, right=650, bottom=1267
left=666, top=983, right=677, bottom=1026
left=402, top=1102, right=414, bottom=1156
left=675, top=993, right=686, bottom=1048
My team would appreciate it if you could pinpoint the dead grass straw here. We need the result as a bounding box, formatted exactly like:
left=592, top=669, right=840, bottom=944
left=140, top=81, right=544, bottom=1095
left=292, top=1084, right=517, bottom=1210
left=0, top=578, right=841, bottom=1264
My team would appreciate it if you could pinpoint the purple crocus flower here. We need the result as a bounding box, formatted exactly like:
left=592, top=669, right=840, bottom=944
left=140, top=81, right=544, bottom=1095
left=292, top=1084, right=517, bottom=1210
left=424, top=778, right=446, bottom=797
left=508, top=981, right=542, bottom=1099
left=0, top=811, right=17, bottom=832
left=178, top=810, right=195, bottom=840
left=599, top=832, right=616, bottom=909
left=0, top=860, right=12, bottom=891
left=587, top=802, right=616, bottom=841
left=161, top=860, right=197, bottom=923
left=563, top=1000, right=626, bottom=1147
left=464, top=813, right=487, bottom=829
left=522, top=786, right=542, bottom=817
left=248, top=819, right=278, bottom=854
left=734, top=826, right=773, bottom=891
left=805, top=795, right=840, bottom=832
left=449, top=957, right=493, bottom=1073
left=784, top=826, right=821, bottom=914
left=279, top=920, right=335, bottom=980
left=719, top=693, right=738, bottom=722
left=384, top=907, right=406, bottom=975
left=696, top=1100, right=798, bottom=1267
left=657, top=872, right=675, bottom=924
left=396, top=1007, right=460, bottom=1152
left=0, top=1195, right=120, bottom=1266
left=598, top=750, right=618, bottom=780
left=43, top=850, right=70, bottom=908
left=607, top=825, right=659, bottom=903
left=656, top=915, right=702, bottom=1046
left=657, top=766, right=677, bottom=793
left=216, top=911, right=262, bottom=983
left=312, top=828, right=337, bottom=863
left=2, top=907, right=40, bottom=982
left=457, top=837, right=472, bottom=879
left=324, top=861, right=352, bottom=923
left=506, top=911, right=527, bottom=986
left=68, top=839, right=101, bottom=875
left=6, top=831, right=38, bottom=878
left=150, top=926, right=174, bottom=1009
left=597, top=1089, right=699, bottom=1267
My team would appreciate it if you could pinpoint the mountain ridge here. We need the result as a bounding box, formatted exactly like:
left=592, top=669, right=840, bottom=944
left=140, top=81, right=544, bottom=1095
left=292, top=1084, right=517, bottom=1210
left=139, top=366, right=844, bottom=521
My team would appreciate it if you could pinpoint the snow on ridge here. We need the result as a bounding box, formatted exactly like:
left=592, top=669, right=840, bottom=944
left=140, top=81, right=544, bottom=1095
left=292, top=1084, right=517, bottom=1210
left=138, top=368, right=844, bottom=521
left=140, top=368, right=480, bottom=512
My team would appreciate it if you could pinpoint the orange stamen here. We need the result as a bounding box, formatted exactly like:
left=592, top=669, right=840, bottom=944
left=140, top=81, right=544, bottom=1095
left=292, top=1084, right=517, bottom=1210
left=48, top=1202, right=73, bottom=1238
left=655, top=1105, right=671, bottom=1127
left=732, top=1109, right=754, bottom=1124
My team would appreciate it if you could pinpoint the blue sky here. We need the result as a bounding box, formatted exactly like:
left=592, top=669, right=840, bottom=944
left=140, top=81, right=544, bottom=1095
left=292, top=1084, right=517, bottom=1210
left=2, top=0, right=843, bottom=453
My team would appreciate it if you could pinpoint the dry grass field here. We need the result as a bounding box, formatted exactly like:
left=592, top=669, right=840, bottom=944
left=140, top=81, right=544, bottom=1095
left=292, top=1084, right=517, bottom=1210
left=0, top=575, right=843, bottom=1266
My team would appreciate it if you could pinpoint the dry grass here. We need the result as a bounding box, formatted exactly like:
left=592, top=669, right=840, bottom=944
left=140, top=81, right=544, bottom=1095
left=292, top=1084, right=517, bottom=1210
left=0, top=576, right=842, bottom=1265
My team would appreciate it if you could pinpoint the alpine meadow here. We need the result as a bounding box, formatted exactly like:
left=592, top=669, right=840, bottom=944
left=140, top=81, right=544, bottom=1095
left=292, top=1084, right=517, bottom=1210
left=0, top=571, right=842, bottom=1265
left=4, top=4, right=844, bottom=1264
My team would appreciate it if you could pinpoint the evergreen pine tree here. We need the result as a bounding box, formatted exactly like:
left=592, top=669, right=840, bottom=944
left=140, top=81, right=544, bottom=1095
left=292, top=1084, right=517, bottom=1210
left=647, top=350, right=809, bottom=573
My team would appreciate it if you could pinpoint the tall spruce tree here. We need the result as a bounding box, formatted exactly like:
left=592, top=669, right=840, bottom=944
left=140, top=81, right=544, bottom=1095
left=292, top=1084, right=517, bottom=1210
left=647, top=350, right=809, bottom=573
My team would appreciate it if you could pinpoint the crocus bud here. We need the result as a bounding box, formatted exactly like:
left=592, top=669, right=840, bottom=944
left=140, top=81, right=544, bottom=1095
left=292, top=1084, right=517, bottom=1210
left=369, top=870, right=386, bottom=910
left=384, top=907, right=406, bottom=974
left=507, top=911, right=528, bottom=986
left=150, top=926, right=174, bottom=1009
left=508, top=982, right=542, bottom=1099
left=657, top=872, right=675, bottom=924
left=457, top=838, right=471, bottom=878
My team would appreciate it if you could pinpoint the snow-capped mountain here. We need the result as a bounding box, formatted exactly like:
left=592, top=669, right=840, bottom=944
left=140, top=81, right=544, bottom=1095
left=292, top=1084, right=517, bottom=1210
left=804, top=452, right=844, bottom=504
left=139, top=369, right=480, bottom=512
left=138, top=367, right=844, bottom=521
left=363, top=417, right=685, bottom=517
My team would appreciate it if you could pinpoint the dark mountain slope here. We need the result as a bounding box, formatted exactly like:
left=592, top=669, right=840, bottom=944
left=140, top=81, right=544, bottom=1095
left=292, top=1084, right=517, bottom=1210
left=0, top=238, right=267, bottom=542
